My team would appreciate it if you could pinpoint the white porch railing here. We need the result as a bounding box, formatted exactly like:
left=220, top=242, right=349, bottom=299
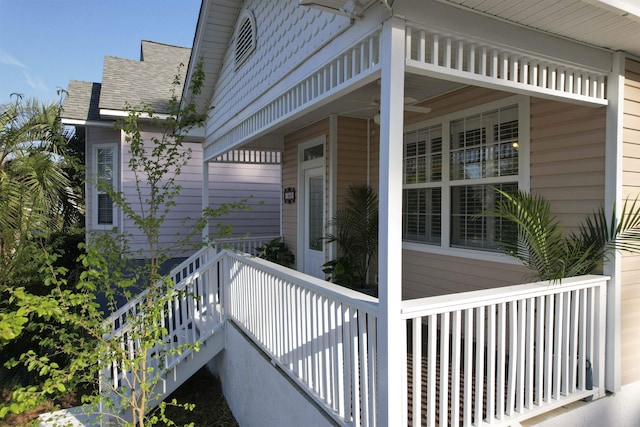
left=99, top=246, right=379, bottom=427
left=100, top=247, right=222, bottom=420
left=401, top=275, right=608, bottom=427
left=210, top=234, right=280, bottom=256
left=404, top=24, right=608, bottom=106
left=223, top=251, right=379, bottom=427
left=95, top=243, right=608, bottom=427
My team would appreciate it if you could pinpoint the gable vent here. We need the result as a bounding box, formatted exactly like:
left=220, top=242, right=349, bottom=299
left=235, top=11, right=256, bottom=69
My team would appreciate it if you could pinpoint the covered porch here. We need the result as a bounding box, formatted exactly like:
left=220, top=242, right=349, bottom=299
left=196, top=13, right=617, bottom=426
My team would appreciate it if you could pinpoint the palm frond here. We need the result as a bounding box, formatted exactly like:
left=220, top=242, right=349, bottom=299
left=326, top=185, right=378, bottom=286
left=612, top=196, right=640, bottom=253
left=486, top=189, right=567, bottom=281
left=487, top=189, right=640, bottom=282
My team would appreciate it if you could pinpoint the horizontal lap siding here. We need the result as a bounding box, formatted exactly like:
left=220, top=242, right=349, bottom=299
left=621, top=58, right=640, bottom=385
left=336, top=117, right=375, bottom=277
left=122, top=135, right=281, bottom=258
left=404, top=86, right=511, bottom=127
left=369, top=127, right=379, bottom=193
left=122, top=139, right=203, bottom=257
left=369, top=126, right=380, bottom=277
left=403, top=250, right=528, bottom=299
left=208, top=162, right=281, bottom=238
left=530, top=98, right=606, bottom=230
left=337, top=117, right=369, bottom=206
left=282, top=120, right=330, bottom=267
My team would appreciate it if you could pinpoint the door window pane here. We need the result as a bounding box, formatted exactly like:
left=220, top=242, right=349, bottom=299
left=308, top=175, right=323, bottom=251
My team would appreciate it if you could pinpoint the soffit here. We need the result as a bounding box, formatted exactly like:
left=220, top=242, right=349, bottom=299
left=439, top=0, right=640, bottom=58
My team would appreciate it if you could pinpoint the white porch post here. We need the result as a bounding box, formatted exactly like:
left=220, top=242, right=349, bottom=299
left=329, top=114, right=338, bottom=263
left=378, top=16, right=407, bottom=426
left=202, top=160, right=210, bottom=242
left=604, top=51, right=625, bottom=392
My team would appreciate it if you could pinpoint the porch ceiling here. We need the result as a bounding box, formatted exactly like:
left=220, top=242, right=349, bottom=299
left=258, top=74, right=464, bottom=138
left=439, top=0, right=640, bottom=58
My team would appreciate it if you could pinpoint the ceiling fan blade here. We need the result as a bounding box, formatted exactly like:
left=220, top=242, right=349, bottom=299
left=340, top=105, right=378, bottom=115
left=404, top=105, right=432, bottom=114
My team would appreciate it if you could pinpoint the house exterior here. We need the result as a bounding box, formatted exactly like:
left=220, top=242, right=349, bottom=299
left=60, top=40, right=281, bottom=260
left=177, top=0, right=639, bottom=426
left=40, top=2, right=640, bottom=427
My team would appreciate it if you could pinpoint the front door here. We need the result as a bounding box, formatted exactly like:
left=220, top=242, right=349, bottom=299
left=303, top=166, right=325, bottom=279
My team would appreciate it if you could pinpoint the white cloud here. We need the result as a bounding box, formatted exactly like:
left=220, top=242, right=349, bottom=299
left=0, top=49, right=51, bottom=98
left=22, top=69, right=49, bottom=93
left=0, top=49, right=27, bottom=68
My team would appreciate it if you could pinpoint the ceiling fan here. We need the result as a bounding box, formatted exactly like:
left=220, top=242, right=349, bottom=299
left=402, top=97, right=433, bottom=114
left=342, top=96, right=432, bottom=123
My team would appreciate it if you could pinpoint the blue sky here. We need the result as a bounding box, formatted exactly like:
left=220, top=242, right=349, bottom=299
left=0, top=0, right=201, bottom=105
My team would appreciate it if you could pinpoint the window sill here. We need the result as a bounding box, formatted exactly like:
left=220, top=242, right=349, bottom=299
left=402, top=241, right=522, bottom=265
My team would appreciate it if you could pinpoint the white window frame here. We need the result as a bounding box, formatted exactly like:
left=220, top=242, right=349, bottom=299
left=92, top=143, right=118, bottom=230
left=402, top=95, right=530, bottom=264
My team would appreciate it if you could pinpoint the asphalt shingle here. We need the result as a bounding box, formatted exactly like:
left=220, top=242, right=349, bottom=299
left=61, top=80, right=101, bottom=122
left=61, top=41, right=191, bottom=120
left=100, top=41, right=191, bottom=114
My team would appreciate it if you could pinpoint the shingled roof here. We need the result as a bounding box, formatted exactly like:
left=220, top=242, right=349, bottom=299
left=62, top=80, right=101, bottom=122
left=62, top=40, right=191, bottom=122
left=101, top=41, right=191, bottom=113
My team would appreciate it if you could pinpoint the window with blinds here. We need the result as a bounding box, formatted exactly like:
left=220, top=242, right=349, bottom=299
left=404, top=125, right=442, bottom=184
left=402, top=101, right=523, bottom=253
left=95, top=146, right=115, bottom=226
left=403, top=124, right=443, bottom=244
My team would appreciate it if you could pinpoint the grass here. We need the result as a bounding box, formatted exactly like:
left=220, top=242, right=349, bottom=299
left=2, top=368, right=238, bottom=427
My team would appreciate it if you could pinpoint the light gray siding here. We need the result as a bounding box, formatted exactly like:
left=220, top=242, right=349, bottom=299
left=207, top=162, right=281, bottom=238
left=86, top=128, right=281, bottom=259
left=121, top=137, right=204, bottom=258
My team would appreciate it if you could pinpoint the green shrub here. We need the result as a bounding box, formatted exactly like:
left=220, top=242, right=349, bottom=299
left=256, top=238, right=295, bottom=268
